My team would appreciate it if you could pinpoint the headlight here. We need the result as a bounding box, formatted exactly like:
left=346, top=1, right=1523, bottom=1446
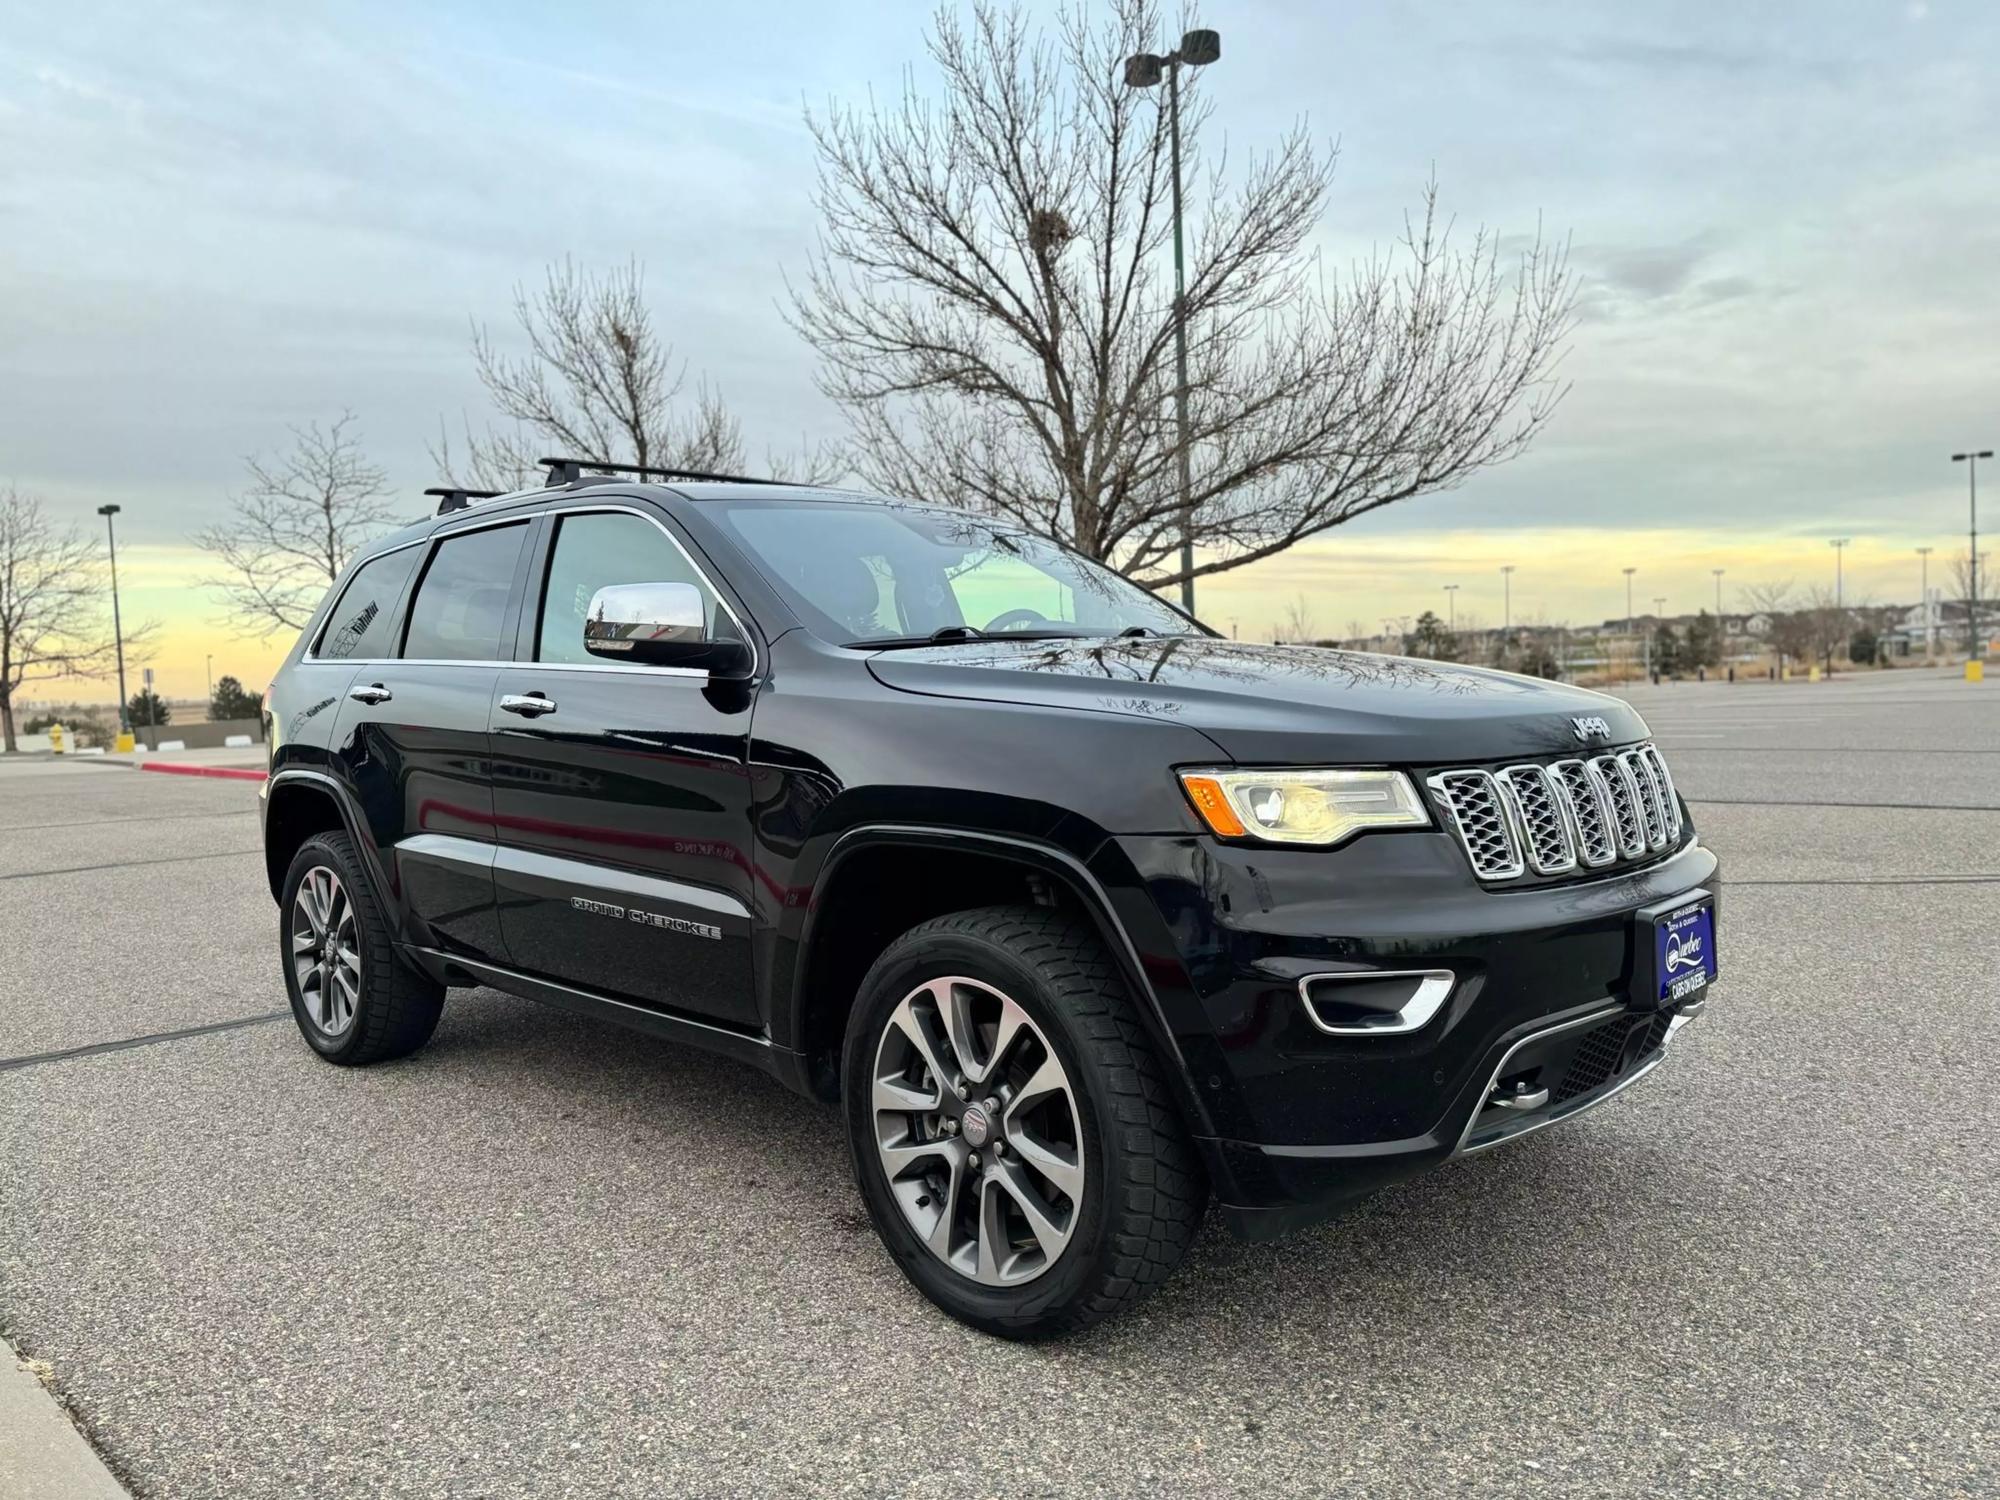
left=1178, top=768, right=1430, bottom=847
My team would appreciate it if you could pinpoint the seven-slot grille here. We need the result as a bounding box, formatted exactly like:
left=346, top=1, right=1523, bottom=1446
left=1427, top=742, right=1683, bottom=884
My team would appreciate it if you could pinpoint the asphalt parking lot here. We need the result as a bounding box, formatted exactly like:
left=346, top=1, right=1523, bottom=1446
left=3, top=671, right=1996, bottom=1499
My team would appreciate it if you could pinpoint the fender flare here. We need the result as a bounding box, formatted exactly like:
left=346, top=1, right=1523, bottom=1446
left=791, top=823, right=1218, bottom=1140
left=263, top=768, right=399, bottom=928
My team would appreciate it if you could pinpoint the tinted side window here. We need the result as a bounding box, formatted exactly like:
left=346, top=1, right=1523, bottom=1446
left=401, top=524, right=529, bottom=661
left=535, top=512, right=725, bottom=665
left=317, top=546, right=421, bottom=660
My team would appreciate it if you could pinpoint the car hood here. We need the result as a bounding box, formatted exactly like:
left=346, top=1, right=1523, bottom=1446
left=865, top=637, right=1648, bottom=765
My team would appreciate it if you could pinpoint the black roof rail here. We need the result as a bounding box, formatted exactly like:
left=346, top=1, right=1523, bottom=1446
left=538, top=456, right=781, bottom=488
left=424, top=486, right=505, bottom=515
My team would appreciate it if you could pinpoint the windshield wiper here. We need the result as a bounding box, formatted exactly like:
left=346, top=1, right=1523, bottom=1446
left=850, top=625, right=1099, bottom=651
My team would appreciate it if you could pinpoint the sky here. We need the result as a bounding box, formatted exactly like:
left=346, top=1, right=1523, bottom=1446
left=3, top=0, right=1997, bottom=703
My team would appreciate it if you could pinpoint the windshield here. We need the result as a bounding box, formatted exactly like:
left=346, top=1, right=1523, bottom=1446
left=710, top=499, right=1202, bottom=646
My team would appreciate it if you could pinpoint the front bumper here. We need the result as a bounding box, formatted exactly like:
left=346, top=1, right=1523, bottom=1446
left=1102, top=827, right=1720, bottom=1241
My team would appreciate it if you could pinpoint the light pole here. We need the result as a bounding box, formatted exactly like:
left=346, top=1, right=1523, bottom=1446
left=1712, top=568, right=1724, bottom=616
left=1829, top=537, right=1851, bottom=612
left=1953, top=450, right=1992, bottom=660
left=1650, top=595, right=1666, bottom=678
left=1917, top=547, right=1934, bottom=660
left=1500, top=565, right=1515, bottom=631
left=1443, top=583, right=1459, bottom=631
left=206, top=654, right=214, bottom=702
left=1621, top=567, right=1638, bottom=682
left=1124, top=29, right=1221, bottom=617
left=96, top=505, right=128, bottom=732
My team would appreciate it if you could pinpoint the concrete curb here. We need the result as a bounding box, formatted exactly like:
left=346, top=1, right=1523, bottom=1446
left=138, top=762, right=267, bottom=782
left=0, top=1343, right=130, bottom=1499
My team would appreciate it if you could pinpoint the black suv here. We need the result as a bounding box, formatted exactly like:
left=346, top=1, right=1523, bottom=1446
left=261, top=463, right=1718, bottom=1337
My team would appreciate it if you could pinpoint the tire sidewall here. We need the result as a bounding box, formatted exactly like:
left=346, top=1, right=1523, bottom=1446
left=842, top=926, right=1120, bottom=1335
left=280, top=834, right=371, bottom=1063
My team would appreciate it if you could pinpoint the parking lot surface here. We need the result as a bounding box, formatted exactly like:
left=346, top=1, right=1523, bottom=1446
left=3, top=671, right=1996, bottom=1498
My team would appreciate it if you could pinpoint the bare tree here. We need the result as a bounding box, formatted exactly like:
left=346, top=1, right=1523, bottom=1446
left=1279, top=593, right=1318, bottom=644
left=196, top=413, right=399, bottom=637
left=1947, top=549, right=1990, bottom=651
left=791, top=0, right=1576, bottom=593
left=1737, top=580, right=1795, bottom=615
left=439, top=259, right=841, bottom=489
left=0, top=489, right=125, bottom=751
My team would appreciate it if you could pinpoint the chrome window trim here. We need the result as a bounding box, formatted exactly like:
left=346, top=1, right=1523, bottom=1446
left=1297, top=969, right=1455, bottom=1036
left=304, top=501, right=759, bottom=683
left=530, top=502, right=760, bottom=678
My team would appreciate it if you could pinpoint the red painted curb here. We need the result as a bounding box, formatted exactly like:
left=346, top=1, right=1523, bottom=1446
left=138, top=762, right=268, bottom=782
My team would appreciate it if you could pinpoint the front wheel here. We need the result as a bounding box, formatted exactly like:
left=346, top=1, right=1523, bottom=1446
left=842, top=905, right=1206, bottom=1338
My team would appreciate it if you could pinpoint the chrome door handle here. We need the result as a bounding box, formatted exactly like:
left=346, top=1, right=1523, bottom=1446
left=499, top=693, right=557, bottom=717
left=348, top=683, right=392, bottom=705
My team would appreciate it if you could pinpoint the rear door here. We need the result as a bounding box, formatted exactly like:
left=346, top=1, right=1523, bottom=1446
left=486, top=501, right=760, bottom=1027
left=328, top=516, right=534, bottom=961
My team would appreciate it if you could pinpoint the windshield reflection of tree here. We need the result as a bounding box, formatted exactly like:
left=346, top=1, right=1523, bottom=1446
left=897, top=507, right=1189, bottom=634
left=938, top=635, right=1489, bottom=696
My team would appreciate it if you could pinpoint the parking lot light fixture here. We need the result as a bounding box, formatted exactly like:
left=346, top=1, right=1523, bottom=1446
left=96, top=504, right=128, bottom=732
left=1443, top=583, right=1459, bottom=630
left=1829, top=537, right=1851, bottom=612
left=1124, top=30, right=1220, bottom=616
left=1712, top=568, right=1724, bottom=616
left=1500, top=565, right=1515, bottom=630
left=1952, top=450, right=1992, bottom=659
left=1917, top=547, right=1934, bottom=659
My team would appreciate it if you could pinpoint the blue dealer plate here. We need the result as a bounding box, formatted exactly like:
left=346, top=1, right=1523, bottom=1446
left=1654, top=900, right=1716, bottom=1005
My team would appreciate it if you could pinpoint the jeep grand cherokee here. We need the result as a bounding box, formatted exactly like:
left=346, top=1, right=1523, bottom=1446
left=260, top=461, right=1717, bottom=1338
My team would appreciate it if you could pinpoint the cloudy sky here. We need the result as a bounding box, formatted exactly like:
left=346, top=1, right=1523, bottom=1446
left=4, top=0, right=1996, bottom=700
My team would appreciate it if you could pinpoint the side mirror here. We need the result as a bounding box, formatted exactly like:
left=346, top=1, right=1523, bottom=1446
left=583, top=582, right=753, bottom=678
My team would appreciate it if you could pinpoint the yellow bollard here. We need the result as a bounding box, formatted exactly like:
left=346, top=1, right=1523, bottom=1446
left=114, top=730, right=135, bottom=752
left=1808, top=665, right=1822, bottom=683
left=1970, top=660, right=1987, bottom=683
left=49, top=723, right=64, bottom=754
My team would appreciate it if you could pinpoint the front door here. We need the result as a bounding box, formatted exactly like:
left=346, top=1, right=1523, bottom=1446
left=328, top=518, right=532, bottom=961
left=487, top=504, right=760, bottom=1028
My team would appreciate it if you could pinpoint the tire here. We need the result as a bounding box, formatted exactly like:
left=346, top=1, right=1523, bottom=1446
left=279, top=831, right=444, bottom=1066
left=842, top=904, right=1207, bottom=1338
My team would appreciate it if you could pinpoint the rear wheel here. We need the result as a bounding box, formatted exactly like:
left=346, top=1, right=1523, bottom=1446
left=842, top=905, right=1206, bottom=1338
left=280, top=832, right=443, bottom=1065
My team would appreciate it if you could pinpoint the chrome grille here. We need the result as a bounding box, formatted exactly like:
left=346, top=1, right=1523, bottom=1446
left=1549, top=759, right=1617, bottom=867
left=1426, top=770, right=1523, bottom=880
left=1619, top=749, right=1669, bottom=850
left=1496, top=765, right=1577, bottom=874
left=1430, top=742, right=1685, bottom=884
left=1641, top=743, right=1682, bottom=841
left=1592, top=754, right=1649, bottom=858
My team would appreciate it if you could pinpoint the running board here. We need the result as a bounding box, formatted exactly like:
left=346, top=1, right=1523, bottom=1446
left=407, top=947, right=796, bottom=1084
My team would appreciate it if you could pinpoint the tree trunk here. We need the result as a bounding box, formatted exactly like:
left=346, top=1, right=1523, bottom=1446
left=1, top=693, right=16, bottom=755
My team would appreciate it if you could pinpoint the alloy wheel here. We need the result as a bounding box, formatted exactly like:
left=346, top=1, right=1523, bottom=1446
left=871, top=975, right=1085, bottom=1286
left=291, top=865, right=361, bottom=1037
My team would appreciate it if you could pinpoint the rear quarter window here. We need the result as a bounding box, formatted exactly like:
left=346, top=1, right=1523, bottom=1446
left=315, top=545, right=421, bottom=660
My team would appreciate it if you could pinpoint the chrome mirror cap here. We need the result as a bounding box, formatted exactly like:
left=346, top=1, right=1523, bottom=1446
left=584, top=581, right=708, bottom=657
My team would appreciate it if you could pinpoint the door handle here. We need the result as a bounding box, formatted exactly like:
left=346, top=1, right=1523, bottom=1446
left=348, top=683, right=393, bottom=705
left=499, top=692, right=558, bottom=717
